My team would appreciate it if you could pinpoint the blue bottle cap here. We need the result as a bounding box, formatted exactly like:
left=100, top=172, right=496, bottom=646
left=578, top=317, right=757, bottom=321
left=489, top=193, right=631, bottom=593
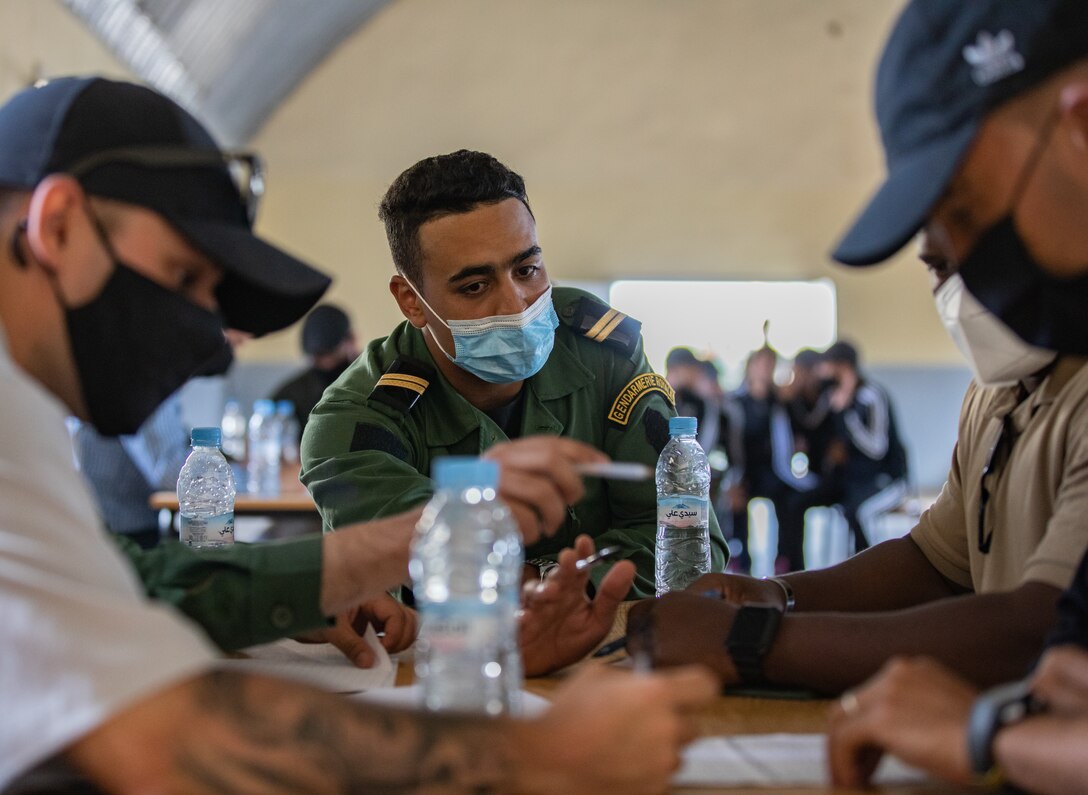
left=252, top=398, right=275, bottom=415
left=275, top=399, right=295, bottom=415
left=669, top=416, right=698, bottom=436
left=191, top=427, right=222, bottom=447
left=432, top=456, right=500, bottom=491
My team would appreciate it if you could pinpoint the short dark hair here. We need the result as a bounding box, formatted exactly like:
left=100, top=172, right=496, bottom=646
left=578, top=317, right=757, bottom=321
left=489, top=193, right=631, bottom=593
left=698, top=358, right=721, bottom=383
left=665, top=346, right=699, bottom=370
left=794, top=348, right=821, bottom=370
left=378, top=150, right=532, bottom=287
left=823, top=340, right=860, bottom=370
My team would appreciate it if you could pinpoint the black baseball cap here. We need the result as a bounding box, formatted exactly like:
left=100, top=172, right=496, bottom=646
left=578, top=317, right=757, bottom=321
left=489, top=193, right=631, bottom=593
left=0, top=76, right=330, bottom=334
left=302, top=304, right=352, bottom=355
left=832, top=0, right=1088, bottom=267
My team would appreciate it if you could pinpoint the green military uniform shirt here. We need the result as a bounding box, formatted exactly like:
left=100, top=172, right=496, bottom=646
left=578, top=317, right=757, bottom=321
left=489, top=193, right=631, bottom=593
left=301, top=286, right=728, bottom=597
left=114, top=533, right=330, bottom=651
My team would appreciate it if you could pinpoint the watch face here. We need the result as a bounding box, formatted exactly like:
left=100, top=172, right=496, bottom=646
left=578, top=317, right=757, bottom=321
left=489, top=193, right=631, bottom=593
left=726, top=606, right=783, bottom=686
left=730, top=606, right=782, bottom=647
left=998, top=699, right=1029, bottom=724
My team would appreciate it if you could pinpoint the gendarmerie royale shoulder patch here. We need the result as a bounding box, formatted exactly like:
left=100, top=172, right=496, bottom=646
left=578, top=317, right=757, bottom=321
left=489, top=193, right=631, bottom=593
left=607, top=373, right=675, bottom=426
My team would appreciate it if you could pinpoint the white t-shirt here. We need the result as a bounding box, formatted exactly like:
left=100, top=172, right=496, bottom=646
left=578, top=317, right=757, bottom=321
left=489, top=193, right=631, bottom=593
left=0, top=329, right=216, bottom=785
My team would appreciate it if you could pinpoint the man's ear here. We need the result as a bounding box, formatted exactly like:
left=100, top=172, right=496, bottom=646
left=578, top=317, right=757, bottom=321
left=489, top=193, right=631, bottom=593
left=390, top=274, right=427, bottom=329
left=24, top=175, right=101, bottom=279
left=1059, top=80, right=1088, bottom=152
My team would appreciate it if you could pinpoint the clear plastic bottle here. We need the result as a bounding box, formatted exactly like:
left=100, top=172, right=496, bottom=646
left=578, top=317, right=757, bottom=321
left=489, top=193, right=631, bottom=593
left=220, top=400, right=247, bottom=463
left=177, top=427, right=236, bottom=549
left=409, top=457, right=524, bottom=716
left=655, top=415, right=712, bottom=595
left=275, top=399, right=300, bottom=466
left=246, top=399, right=281, bottom=495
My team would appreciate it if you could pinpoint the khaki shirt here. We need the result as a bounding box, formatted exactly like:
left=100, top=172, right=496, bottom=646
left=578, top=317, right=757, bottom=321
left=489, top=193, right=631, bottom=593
left=913, top=357, right=1088, bottom=593
left=301, top=286, right=728, bottom=597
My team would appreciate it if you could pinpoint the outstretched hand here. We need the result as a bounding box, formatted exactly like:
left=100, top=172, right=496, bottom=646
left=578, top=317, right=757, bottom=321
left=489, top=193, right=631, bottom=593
left=519, top=534, right=635, bottom=676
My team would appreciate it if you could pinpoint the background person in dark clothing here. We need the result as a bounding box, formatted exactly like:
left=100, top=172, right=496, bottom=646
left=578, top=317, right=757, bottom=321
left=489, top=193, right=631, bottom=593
left=271, top=303, right=360, bottom=431
left=732, top=346, right=832, bottom=572
left=772, top=348, right=844, bottom=570
left=666, top=348, right=745, bottom=559
left=818, top=341, right=909, bottom=553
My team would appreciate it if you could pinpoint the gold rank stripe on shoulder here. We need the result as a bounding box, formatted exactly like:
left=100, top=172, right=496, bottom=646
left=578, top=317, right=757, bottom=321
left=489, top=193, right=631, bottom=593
left=607, top=373, right=676, bottom=426
left=585, top=308, right=628, bottom=343
left=375, top=373, right=430, bottom=396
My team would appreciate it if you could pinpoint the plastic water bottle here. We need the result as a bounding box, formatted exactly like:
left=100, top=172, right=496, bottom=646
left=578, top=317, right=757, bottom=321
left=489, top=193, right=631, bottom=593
left=177, top=427, right=236, bottom=549
left=246, top=399, right=281, bottom=495
left=656, top=415, right=712, bottom=595
left=220, top=400, right=247, bottom=463
left=410, top=457, right=524, bottom=716
left=275, top=400, right=300, bottom=465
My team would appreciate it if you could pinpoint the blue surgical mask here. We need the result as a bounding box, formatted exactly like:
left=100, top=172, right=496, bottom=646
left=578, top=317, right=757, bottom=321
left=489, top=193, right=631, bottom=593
left=408, top=283, right=558, bottom=383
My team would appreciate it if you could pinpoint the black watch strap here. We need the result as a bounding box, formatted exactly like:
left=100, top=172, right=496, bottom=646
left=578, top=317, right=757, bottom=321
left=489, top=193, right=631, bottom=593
left=725, top=605, right=782, bottom=685
left=967, top=679, right=1035, bottom=775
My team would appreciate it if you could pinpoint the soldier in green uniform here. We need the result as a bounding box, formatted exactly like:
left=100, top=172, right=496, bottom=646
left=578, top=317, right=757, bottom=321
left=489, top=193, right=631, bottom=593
left=301, top=150, right=728, bottom=596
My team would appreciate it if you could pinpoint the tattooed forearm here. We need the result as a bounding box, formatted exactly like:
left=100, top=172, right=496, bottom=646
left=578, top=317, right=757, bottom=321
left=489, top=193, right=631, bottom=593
left=173, top=670, right=521, bottom=794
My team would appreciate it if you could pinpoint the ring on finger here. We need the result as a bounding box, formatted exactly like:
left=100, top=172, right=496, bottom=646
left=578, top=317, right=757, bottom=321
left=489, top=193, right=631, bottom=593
left=839, top=691, right=861, bottom=716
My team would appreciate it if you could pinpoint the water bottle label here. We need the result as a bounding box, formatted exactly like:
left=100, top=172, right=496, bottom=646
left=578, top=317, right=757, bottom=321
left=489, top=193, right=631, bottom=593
left=181, top=512, right=235, bottom=547
left=657, top=496, right=709, bottom=529
left=420, top=601, right=502, bottom=653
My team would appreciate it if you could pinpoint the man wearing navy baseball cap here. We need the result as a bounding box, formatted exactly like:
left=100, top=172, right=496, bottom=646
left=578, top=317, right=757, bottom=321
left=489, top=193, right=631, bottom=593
left=620, top=4, right=1088, bottom=775
left=0, top=76, right=715, bottom=792
left=832, top=0, right=1088, bottom=355
left=822, top=1, right=1088, bottom=790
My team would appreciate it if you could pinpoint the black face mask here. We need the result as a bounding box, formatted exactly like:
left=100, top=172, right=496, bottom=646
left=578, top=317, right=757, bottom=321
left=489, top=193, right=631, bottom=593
left=958, top=216, right=1088, bottom=356
left=193, top=338, right=235, bottom=377
left=65, top=261, right=231, bottom=435
left=953, top=104, right=1088, bottom=355
left=316, top=357, right=352, bottom=385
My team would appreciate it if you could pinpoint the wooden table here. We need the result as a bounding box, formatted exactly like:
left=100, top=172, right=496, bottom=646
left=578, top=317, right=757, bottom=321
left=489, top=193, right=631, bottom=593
left=391, top=663, right=973, bottom=794
left=150, top=466, right=317, bottom=515
left=393, top=603, right=977, bottom=794
left=151, top=466, right=319, bottom=540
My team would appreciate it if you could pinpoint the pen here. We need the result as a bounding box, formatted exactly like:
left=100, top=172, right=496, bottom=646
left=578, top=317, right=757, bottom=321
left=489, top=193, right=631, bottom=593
left=574, top=461, right=654, bottom=481
left=574, top=545, right=622, bottom=572
left=592, top=636, right=628, bottom=658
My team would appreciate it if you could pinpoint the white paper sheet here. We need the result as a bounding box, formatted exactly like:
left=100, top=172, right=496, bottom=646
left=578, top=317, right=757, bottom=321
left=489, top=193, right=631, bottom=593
left=674, top=733, right=930, bottom=788
left=221, top=624, right=395, bottom=693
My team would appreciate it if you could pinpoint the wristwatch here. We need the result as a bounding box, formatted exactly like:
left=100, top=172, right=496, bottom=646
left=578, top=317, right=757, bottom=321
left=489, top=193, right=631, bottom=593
left=725, top=605, right=782, bottom=685
left=966, top=678, right=1036, bottom=776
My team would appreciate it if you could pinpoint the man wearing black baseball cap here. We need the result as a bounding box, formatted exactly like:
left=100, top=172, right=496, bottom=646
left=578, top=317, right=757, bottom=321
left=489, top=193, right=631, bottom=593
left=822, top=0, right=1088, bottom=789
left=271, top=303, right=360, bottom=432
left=0, top=76, right=714, bottom=792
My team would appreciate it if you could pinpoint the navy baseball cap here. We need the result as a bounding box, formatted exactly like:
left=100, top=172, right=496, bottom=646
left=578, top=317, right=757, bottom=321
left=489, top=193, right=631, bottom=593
left=0, top=76, right=330, bottom=334
left=832, top=0, right=1088, bottom=267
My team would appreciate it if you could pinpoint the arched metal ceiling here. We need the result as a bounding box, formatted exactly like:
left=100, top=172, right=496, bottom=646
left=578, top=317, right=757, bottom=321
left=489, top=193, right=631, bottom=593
left=61, top=0, right=392, bottom=145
